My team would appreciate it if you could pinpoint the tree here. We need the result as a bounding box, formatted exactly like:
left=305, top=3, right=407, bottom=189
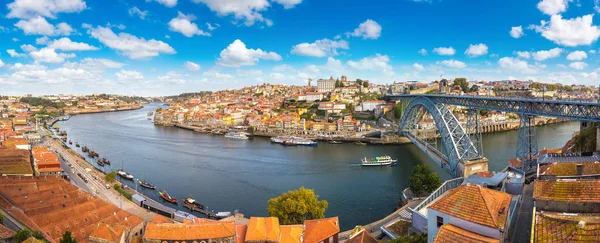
left=470, top=84, right=479, bottom=93
left=440, top=79, right=448, bottom=86
left=267, top=187, right=328, bottom=225
left=105, top=171, right=117, bottom=183
left=13, top=229, right=32, bottom=243
left=363, top=81, right=369, bottom=88
left=394, top=104, right=404, bottom=119
left=453, top=78, right=469, bottom=93
left=573, top=124, right=597, bottom=152
left=409, top=164, right=441, bottom=196
left=60, top=231, right=77, bottom=243
left=384, top=234, right=427, bottom=243
left=155, top=107, right=163, bottom=112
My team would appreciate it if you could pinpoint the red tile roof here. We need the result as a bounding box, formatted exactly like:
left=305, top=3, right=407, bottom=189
left=245, top=217, right=280, bottom=243
left=534, top=180, right=600, bottom=202
left=279, top=225, right=302, bottom=243
left=434, top=224, right=499, bottom=243
left=144, top=221, right=236, bottom=241
left=302, top=217, right=340, bottom=243
left=0, top=223, right=15, bottom=239
left=534, top=212, right=600, bottom=242
left=345, top=228, right=378, bottom=243
left=429, top=184, right=512, bottom=229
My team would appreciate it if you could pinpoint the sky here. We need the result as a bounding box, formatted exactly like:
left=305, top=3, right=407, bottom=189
left=0, top=0, right=599, bottom=96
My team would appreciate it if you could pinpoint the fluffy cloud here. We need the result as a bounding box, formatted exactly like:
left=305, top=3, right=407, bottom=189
left=4, top=62, right=97, bottom=85
left=169, top=12, right=210, bottom=37
left=537, top=0, right=571, bottom=15
left=498, top=57, right=536, bottom=73
left=566, top=50, right=587, bottom=61
left=517, top=48, right=563, bottom=61
left=464, top=43, right=488, bottom=57
left=516, top=51, right=531, bottom=59
left=348, top=19, right=382, bottom=40
left=36, top=36, right=49, bottom=45
left=7, top=49, right=26, bottom=57
left=290, top=38, right=349, bottom=57
left=191, top=0, right=271, bottom=26
left=65, top=58, right=126, bottom=69
left=418, top=49, right=427, bottom=55
left=218, top=39, right=281, bottom=67
left=47, top=37, right=99, bottom=51
left=412, top=63, right=424, bottom=71
left=569, top=61, right=587, bottom=70
left=272, top=0, right=302, bottom=9
left=86, top=26, right=176, bottom=60
left=21, top=44, right=37, bottom=53
left=7, top=0, right=86, bottom=19
left=433, top=47, right=456, bottom=56
left=29, top=47, right=76, bottom=63
left=148, top=0, right=177, bottom=7
left=510, top=26, right=524, bottom=38
left=116, top=69, right=144, bottom=81
left=0, top=59, right=4, bottom=68
left=184, top=61, right=201, bottom=72
left=437, top=59, right=467, bottom=69
left=347, top=54, right=392, bottom=72
left=533, top=15, right=600, bottom=47
left=14, top=16, right=73, bottom=36
left=128, top=7, right=149, bottom=19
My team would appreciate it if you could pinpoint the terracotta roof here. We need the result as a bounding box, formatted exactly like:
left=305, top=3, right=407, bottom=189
left=21, top=236, right=45, bottom=243
left=245, top=217, right=280, bottom=242
left=144, top=221, right=236, bottom=240
left=279, top=225, right=302, bottom=243
left=151, top=215, right=174, bottom=223
left=345, top=228, right=378, bottom=243
left=434, top=224, right=499, bottom=243
left=235, top=225, right=247, bottom=243
left=302, top=217, right=340, bottom=243
left=540, top=162, right=600, bottom=176
left=534, top=212, right=600, bottom=242
left=90, top=224, right=126, bottom=243
left=534, top=180, right=600, bottom=202
left=0, top=223, right=15, bottom=239
left=429, top=184, right=512, bottom=229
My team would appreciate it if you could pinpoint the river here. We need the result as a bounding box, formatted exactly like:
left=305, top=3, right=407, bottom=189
left=55, top=103, right=579, bottom=230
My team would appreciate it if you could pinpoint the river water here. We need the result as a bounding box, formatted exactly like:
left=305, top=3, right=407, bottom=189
left=56, top=103, right=579, bottom=230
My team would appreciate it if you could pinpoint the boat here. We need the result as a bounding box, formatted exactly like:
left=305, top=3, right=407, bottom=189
left=270, top=136, right=291, bottom=144
left=328, top=140, right=342, bottom=144
left=117, top=169, right=134, bottom=180
left=292, top=138, right=317, bottom=147
left=97, top=159, right=104, bottom=167
left=68, top=140, right=72, bottom=145
left=354, top=141, right=367, bottom=146
left=361, top=155, right=397, bottom=166
left=82, top=146, right=89, bottom=152
left=103, top=158, right=111, bottom=165
left=282, top=140, right=297, bottom=146
left=88, top=151, right=99, bottom=158
left=75, top=143, right=80, bottom=147
left=183, top=197, right=205, bottom=210
left=139, top=180, right=156, bottom=189
left=212, top=129, right=225, bottom=135
left=224, top=131, right=249, bottom=140
left=159, top=190, right=178, bottom=204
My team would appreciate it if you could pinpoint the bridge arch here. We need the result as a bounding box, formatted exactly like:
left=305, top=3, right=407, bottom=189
left=399, top=96, right=480, bottom=177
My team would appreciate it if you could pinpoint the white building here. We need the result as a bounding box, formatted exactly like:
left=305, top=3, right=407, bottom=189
left=318, top=102, right=346, bottom=114
left=317, top=78, right=336, bottom=93
left=305, top=92, right=324, bottom=102
left=359, top=100, right=386, bottom=111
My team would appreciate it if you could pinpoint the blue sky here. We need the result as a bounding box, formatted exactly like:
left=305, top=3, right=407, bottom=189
left=0, top=0, right=599, bottom=96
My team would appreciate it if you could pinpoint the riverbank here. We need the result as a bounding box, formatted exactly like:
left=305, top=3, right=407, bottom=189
left=65, top=104, right=143, bottom=115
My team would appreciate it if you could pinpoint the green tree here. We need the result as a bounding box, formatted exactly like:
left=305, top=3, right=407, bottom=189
left=363, top=81, right=369, bottom=88
left=470, top=84, right=479, bottom=93
left=409, top=164, right=441, bottom=196
left=32, top=231, right=46, bottom=241
left=453, top=78, right=469, bottom=93
left=573, top=124, right=597, bottom=152
left=440, top=79, right=448, bottom=86
left=60, top=231, right=77, bottom=243
left=384, top=234, right=427, bottom=243
left=105, top=171, right=117, bottom=183
left=156, top=108, right=163, bottom=112
left=13, top=229, right=32, bottom=243
left=394, top=104, right=404, bottom=119
left=267, top=187, right=328, bottom=225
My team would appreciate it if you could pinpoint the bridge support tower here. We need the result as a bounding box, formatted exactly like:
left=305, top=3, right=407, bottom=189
left=516, top=115, right=538, bottom=171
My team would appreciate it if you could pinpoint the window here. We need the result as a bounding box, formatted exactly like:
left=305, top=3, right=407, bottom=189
left=436, top=216, right=444, bottom=228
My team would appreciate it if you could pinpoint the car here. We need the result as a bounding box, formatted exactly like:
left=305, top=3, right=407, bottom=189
left=105, top=184, right=110, bottom=189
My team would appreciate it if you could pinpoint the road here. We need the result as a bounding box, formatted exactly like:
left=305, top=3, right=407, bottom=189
left=38, top=127, right=158, bottom=221
left=510, top=182, right=534, bottom=242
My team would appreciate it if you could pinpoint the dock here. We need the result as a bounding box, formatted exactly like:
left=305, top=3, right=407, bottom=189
left=182, top=203, right=223, bottom=219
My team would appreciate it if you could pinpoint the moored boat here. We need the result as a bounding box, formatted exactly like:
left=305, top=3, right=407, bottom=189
left=282, top=140, right=297, bottom=146
left=68, top=140, right=72, bottom=145
left=328, top=140, right=342, bottom=144
left=159, top=190, right=178, bottom=204
left=183, top=197, right=205, bottom=209
left=361, top=155, right=397, bottom=166
left=139, top=180, right=156, bottom=189
left=292, top=138, right=317, bottom=147
left=75, top=143, right=80, bottom=147
left=117, top=169, right=134, bottom=180
left=97, top=159, right=104, bottom=167
left=224, top=131, right=249, bottom=140
left=354, top=141, right=367, bottom=146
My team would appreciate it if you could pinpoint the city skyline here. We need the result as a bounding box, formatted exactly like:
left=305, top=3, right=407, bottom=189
left=0, top=0, right=599, bottom=96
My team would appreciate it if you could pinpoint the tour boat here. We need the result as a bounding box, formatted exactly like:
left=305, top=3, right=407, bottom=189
left=282, top=140, right=297, bottom=146
left=270, top=136, right=291, bottom=144
left=159, top=190, right=178, bottom=204
left=328, top=140, right=342, bottom=144
left=292, top=138, right=318, bottom=147
left=354, top=141, right=367, bottom=146
left=224, top=132, right=249, bottom=140
left=183, top=197, right=205, bottom=209
left=361, top=155, right=397, bottom=166
left=117, top=170, right=134, bottom=180
left=139, top=180, right=156, bottom=189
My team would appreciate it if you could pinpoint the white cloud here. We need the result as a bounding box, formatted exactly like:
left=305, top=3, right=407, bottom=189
left=516, top=51, right=531, bottom=59
left=569, top=61, right=587, bottom=70
left=68, top=58, right=125, bottom=69
left=418, top=49, right=427, bottom=55
left=158, top=71, right=188, bottom=84
left=412, top=63, right=424, bottom=71
left=498, top=57, right=536, bottom=73
left=0, top=59, right=4, bottom=68
left=566, top=50, right=587, bottom=60
left=20, top=44, right=37, bottom=53
left=117, top=24, right=126, bottom=30
left=14, top=16, right=72, bottom=36
left=29, top=47, right=75, bottom=63
left=191, top=0, right=271, bottom=26
left=184, top=61, right=201, bottom=72
left=510, top=26, right=524, bottom=38
left=148, top=0, right=177, bottom=7
left=433, top=46, right=456, bottom=56
left=348, top=19, right=382, bottom=40
left=206, top=23, right=219, bottom=31
left=36, top=36, right=49, bottom=45
left=48, top=37, right=99, bottom=51
left=116, top=69, right=144, bottom=81
left=437, top=59, right=467, bottom=69
left=272, top=0, right=302, bottom=9
left=537, top=0, right=572, bottom=15
left=533, top=14, right=600, bottom=47
left=237, top=69, right=263, bottom=77
left=290, top=38, right=349, bottom=57
left=7, top=0, right=87, bottom=19
left=169, top=12, right=210, bottom=37
left=7, top=49, right=26, bottom=57
left=128, top=7, right=149, bottom=19
left=86, top=26, right=176, bottom=60
left=589, top=50, right=597, bottom=54
left=218, top=39, right=281, bottom=67
left=464, top=43, right=488, bottom=57
left=347, top=54, right=393, bottom=73
left=12, top=38, right=19, bottom=42
left=532, top=48, right=563, bottom=61
left=4, top=63, right=97, bottom=85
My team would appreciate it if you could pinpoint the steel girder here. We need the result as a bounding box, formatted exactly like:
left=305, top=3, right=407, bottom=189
left=399, top=96, right=480, bottom=177
left=516, top=115, right=538, bottom=172
left=390, top=94, right=600, bottom=122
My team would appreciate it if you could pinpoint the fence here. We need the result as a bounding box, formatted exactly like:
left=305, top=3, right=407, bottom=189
left=409, top=177, right=465, bottom=233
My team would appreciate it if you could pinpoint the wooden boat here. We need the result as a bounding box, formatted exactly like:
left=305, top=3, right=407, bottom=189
left=75, top=143, right=80, bottom=147
left=159, top=190, right=178, bottom=204
left=97, top=159, right=104, bottom=167
left=183, top=197, right=205, bottom=210
left=68, top=140, right=72, bottom=145
left=354, top=141, right=367, bottom=146
left=103, top=158, right=111, bottom=165
left=139, top=180, right=156, bottom=189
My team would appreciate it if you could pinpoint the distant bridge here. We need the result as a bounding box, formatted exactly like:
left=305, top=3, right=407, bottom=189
left=389, top=94, right=600, bottom=177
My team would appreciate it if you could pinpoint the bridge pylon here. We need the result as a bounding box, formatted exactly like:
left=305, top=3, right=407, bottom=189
left=516, top=115, right=538, bottom=171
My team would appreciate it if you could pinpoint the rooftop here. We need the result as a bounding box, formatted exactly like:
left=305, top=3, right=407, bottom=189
left=144, top=221, right=236, bottom=241
left=345, top=227, right=378, bottom=243
left=533, top=212, right=600, bottom=242
left=434, top=224, right=499, bottom=243
left=533, top=179, right=600, bottom=202
left=302, top=217, right=340, bottom=243
left=279, top=225, right=302, bottom=243
left=0, top=147, right=33, bottom=175
left=540, top=162, right=600, bottom=176
left=429, top=184, right=512, bottom=229
left=245, top=217, right=280, bottom=243
left=0, top=223, right=15, bottom=239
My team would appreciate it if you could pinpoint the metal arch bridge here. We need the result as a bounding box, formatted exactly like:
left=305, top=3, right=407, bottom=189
left=390, top=94, right=600, bottom=177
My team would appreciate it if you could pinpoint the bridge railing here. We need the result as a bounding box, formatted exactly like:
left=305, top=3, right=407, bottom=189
left=409, top=177, right=464, bottom=233
left=391, top=93, right=600, bottom=105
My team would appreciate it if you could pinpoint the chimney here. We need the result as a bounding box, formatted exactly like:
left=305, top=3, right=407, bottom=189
left=576, top=164, right=583, bottom=176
